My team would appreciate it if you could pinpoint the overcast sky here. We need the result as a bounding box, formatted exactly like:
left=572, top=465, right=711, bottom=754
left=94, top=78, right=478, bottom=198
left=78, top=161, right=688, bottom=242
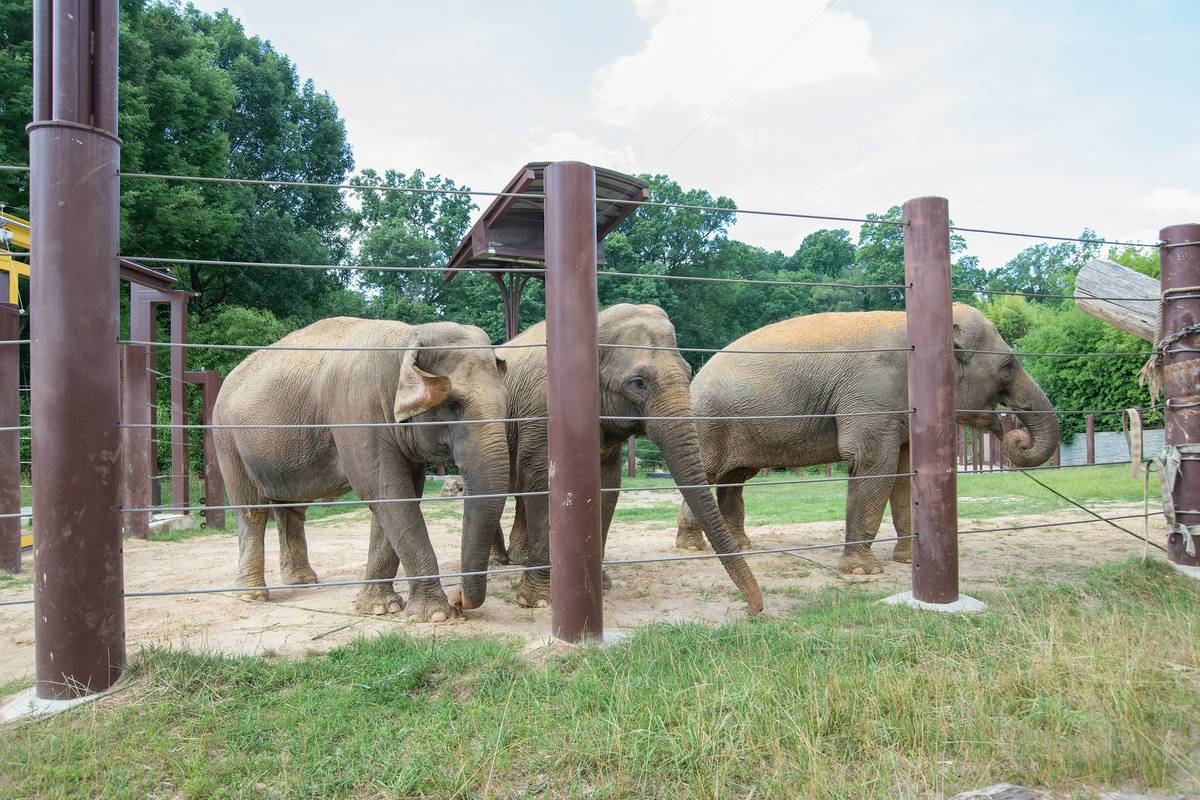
left=189, top=0, right=1200, bottom=268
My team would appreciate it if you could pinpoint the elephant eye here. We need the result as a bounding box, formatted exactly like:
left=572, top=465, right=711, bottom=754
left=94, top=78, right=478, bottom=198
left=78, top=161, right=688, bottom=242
left=446, top=401, right=463, bottom=418
left=627, top=377, right=648, bottom=392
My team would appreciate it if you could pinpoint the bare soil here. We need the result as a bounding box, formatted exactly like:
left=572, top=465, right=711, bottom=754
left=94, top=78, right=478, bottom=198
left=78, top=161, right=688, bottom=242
left=0, top=498, right=1162, bottom=684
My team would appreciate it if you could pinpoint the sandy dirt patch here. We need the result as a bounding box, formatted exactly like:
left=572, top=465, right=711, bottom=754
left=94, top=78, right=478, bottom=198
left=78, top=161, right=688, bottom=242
left=0, top=499, right=1164, bottom=684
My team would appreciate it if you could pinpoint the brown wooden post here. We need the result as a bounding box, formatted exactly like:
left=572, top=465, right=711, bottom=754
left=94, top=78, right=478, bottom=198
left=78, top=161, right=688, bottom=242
left=825, top=463, right=832, bottom=478
left=1053, top=442, right=1061, bottom=468
left=903, top=196, right=961, bottom=605
left=627, top=434, right=636, bottom=477
left=1085, top=414, right=1095, bottom=465
left=186, top=370, right=225, bottom=529
left=168, top=293, right=188, bottom=509
left=121, top=344, right=151, bottom=538
left=0, top=304, right=20, bottom=572
left=544, top=161, right=603, bottom=642
left=29, top=0, right=125, bottom=698
left=1160, top=223, right=1200, bottom=570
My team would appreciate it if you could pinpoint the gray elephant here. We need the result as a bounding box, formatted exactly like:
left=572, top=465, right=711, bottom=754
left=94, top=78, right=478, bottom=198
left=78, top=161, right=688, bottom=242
left=675, top=304, right=1059, bottom=575
left=489, top=304, right=763, bottom=614
left=213, top=317, right=509, bottom=622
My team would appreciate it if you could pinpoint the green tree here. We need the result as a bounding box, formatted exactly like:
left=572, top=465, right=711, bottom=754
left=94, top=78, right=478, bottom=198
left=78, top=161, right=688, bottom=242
left=984, top=230, right=1102, bottom=302
left=788, top=228, right=854, bottom=278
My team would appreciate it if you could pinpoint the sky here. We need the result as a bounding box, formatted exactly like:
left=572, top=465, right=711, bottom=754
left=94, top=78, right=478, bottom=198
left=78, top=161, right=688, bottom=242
left=188, top=0, right=1200, bottom=268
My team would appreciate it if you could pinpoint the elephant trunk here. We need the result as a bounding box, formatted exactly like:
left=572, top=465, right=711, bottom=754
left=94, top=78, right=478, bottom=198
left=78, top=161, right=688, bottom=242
left=455, top=424, right=511, bottom=609
left=646, top=392, right=764, bottom=615
left=1002, top=369, right=1061, bottom=468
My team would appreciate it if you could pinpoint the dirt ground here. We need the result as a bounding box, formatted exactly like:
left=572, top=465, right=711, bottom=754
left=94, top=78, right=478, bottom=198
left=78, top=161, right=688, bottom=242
left=0, top=492, right=1164, bottom=684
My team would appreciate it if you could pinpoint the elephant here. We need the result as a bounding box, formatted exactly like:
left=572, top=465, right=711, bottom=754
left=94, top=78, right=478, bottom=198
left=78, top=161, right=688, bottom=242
left=675, top=304, right=1060, bottom=575
left=485, top=303, right=763, bottom=614
left=213, top=317, right=510, bottom=622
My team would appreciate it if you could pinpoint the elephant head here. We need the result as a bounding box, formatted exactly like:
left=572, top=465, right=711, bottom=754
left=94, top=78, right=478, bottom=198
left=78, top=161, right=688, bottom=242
left=597, top=305, right=763, bottom=613
left=395, top=323, right=510, bottom=609
left=950, top=305, right=1059, bottom=468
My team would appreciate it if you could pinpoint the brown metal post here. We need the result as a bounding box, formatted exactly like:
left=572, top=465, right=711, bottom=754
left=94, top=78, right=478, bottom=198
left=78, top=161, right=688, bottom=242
left=29, top=0, right=125, bottom=698
left=1160, top=223, right=1200, bottom=568
left=169, top=293, right=188, bottom=508
left=904, top=196, right=959, bottom=605
left=0, top=304, right=20, bottom=572
left=1085, top=414, right=1095, bottom=465
left=626, top=434, right=636, bottom=477
left=1053, top=443, right=1061, bottom=468
left=185, top=370, right=225, bottom=529
left=121, top=344, right=151, bottom=537
left=544, top=161, right=603, bottom=642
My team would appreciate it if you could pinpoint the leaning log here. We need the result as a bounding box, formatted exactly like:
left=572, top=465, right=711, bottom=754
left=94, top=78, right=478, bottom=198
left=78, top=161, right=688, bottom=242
left=1074, top=258, right=1159, bottom=342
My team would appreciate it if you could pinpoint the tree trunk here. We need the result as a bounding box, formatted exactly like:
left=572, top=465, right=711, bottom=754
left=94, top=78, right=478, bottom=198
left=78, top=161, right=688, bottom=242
left=1074, top=258, right=1159, bottom=342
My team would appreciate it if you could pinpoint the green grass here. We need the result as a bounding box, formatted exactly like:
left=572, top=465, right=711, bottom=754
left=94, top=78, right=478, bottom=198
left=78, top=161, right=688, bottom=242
left=1, top=558, right=1196, bottom=799
left=0, top=570, right=31, bottom=591
left=611, top=464, right=1158, bottom=528
left=121, top=463, right=1156, bottom=543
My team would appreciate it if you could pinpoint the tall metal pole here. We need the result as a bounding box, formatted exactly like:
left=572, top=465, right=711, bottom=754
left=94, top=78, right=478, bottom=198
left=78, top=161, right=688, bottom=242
left=1085, top=414, right=1096, bottom=465
left=0, top=304, right=20, bottom=573
left=1160, top=223, right=1200, bottom=570
left=121, top=344, right=151, bottom=538
left=544, top=161, right=603, bottom=642
left=29, top=0, right=125, bottom=698
left=904, top=196, right=960, bottom=605
left=627, top=434, right=637, bottom=478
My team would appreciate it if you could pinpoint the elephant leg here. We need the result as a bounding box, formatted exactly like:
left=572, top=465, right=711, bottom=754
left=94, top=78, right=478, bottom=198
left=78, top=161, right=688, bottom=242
left=717, top=468, right=758, bottom=551
left=274, top=505, right=318, bottom=585
left=837, top=433, right=901, bottom=576
left=599, top=442, right=623, bottom=592
left=353, top=514, right=405, bottom=616
left=489, top=523, right=510, bottom=565
left=506, top=496, right=528, bottom=565
left=371, top=499, right=460, bottom=623
left=513, top=492, right=551, bottom=608
left=889, top=444, right=913, bottom=564
left=235, top=507, right=270, bottom=600
left=675, top=497, right=705, bottom=551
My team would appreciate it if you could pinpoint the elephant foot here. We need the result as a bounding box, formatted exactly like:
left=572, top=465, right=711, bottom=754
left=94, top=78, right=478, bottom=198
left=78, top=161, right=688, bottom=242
left=675, top=528, right=707, bottom=552
left=238, top=573, right=269, bottom=602
left=281, top=565, right=319, bottom=586
left=353, top=584, right=405, bottom=616
left=892, top=538, right=913, bottom=564
left=515, top=574, right=550, bottom=608
left=403, top=593, right=462, bottom=624
left=837, top=548, right=884, bottom=576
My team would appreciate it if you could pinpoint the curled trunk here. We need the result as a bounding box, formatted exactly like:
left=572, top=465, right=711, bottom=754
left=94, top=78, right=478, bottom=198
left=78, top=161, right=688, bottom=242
left=647, top=393, right=763, bottom=615
left=1002, top=370, right=1061, bottom=468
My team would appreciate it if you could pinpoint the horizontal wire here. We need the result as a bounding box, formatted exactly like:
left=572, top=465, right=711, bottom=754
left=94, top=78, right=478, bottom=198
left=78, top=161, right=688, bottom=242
left=118, top=489, right=551, bottom=516
left=948, top=225, right=1160, bottom=249
left=0, top=426, right=30, bottom=432
left=122, top=416, right=545, bottom=430
left=958, top=511, right=1160, bottom=536
left=0, top=339, right=29, bottom=345
left=600, top=410, right=909, bottom=422
left=118, top=170, right=543, bottom=200
left=596, top=270, right=904, bottom=290
left=601, top=342, right=910, bottom=355
left=953, top=287, right=1160, bottom=302
left=604, top=471, right=916, bottom=493
left=121, top=256, right=546, bottom=275
left=961, top=406, right=1162, bottom=416
left=0, top=533, right=917, bottom=608
left=123, top=339, right=545, bottom=353
left=1161, top=240, right=1200, bottom=249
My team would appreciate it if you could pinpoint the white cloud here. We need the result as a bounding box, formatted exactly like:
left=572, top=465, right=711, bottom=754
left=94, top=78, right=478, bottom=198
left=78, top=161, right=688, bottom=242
left=1128, top=187, right=1200, bottom=220
left=518, top=130, right=640, bottom=174
left=592, top=0, right=878, bottom=126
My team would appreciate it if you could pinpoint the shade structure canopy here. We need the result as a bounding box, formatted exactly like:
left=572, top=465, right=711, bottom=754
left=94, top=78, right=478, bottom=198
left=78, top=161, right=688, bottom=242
left=443, top=161, right=649, bottom=280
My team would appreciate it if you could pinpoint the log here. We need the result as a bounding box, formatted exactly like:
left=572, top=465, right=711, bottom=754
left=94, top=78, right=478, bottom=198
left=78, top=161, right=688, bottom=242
left=1074, top=258, right=1159, bottom=342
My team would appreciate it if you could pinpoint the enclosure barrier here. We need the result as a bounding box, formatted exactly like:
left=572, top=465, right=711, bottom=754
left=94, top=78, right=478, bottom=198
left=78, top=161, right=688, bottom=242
left=4, top=0, right=1196, bottom=700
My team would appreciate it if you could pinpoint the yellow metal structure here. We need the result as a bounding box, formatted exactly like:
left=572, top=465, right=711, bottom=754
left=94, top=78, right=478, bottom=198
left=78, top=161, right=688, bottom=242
left=0, top=209, right=31, bottom=305
left=2, top=210, right=31, bottom=546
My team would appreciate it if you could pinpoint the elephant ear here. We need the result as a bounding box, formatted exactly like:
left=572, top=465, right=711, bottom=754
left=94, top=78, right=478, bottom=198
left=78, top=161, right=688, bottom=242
left=394, top=344, right=451, bottom=421
left=494, top=351, right=507, bottom=379
left=952, top=321, right=984, bottom=367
